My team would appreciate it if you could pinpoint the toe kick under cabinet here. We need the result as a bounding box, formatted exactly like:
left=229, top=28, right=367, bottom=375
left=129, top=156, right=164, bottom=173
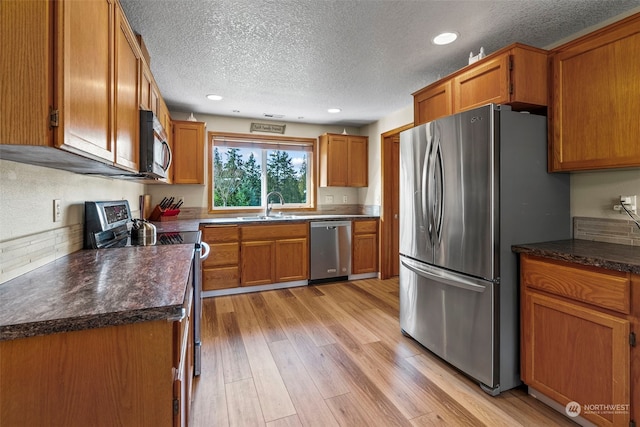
left=519, top=254, right=639, bottom=427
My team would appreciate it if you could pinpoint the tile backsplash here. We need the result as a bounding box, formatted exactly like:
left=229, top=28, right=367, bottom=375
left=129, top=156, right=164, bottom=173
left=574, top=216, right=640, bottom=246
left=0, top=225, right=84, bottom=284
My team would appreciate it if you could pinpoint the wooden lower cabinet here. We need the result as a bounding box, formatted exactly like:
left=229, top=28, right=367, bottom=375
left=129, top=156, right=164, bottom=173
left=240, top=223, right=309, bottom=287
left=275, top=238, right=308, bottom=282
left=352, top=219, right=378, bottom=274
left=201, top=225, right=240, bottom=290
left=520, top=254, right=638, bottom=427
left=241, top=240, right=275, bottom=286
left=0, top=287, right=193, bottom=426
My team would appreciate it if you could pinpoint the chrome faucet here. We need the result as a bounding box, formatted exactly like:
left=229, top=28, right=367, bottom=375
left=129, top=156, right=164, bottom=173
left=265, top=191, right=285, bottom=217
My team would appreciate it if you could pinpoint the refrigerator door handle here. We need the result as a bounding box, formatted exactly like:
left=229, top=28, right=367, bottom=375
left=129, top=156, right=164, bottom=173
left=421, top=123, right=434, bottom=243
left=401, top=258, right=487, bottom=293
left=430, top=122, right=444, bottom=241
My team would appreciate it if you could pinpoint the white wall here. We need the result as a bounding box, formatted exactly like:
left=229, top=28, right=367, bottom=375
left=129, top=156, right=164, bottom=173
left=145, top=112, right=365, bottom=211
left=0, top=159, right=144, bottom=241
left=360, top=104, right=413, bottom=207
left=571, top=170, right=640, bottom=218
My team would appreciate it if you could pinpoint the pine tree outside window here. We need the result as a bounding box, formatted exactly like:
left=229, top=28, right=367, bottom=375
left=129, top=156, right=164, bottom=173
left=209, top=132, right=316, bottom=212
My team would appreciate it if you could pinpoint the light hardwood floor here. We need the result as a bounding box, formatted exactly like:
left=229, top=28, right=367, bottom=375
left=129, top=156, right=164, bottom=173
left=191, top=278, right=576, bottom=426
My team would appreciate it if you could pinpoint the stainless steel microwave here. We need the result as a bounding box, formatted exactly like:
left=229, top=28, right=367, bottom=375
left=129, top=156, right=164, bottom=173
left=140, top=110, right=171, bottom=179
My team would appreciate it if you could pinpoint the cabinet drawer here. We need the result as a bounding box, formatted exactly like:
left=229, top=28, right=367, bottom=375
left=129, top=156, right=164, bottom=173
left=202, top=225, right=239, bottom=243
left=203, top=267, right=239, bottom=290
left=204, top=242, right=239, bottom=267
left=521, top=255, right=630, bottom=314
left=241, top=223, right=308, bottom=240
left=353, top=220, right=377, bottom=234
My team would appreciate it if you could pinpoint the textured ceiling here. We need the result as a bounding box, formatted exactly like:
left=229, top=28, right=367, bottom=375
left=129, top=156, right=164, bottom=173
left=119, top=0, right=640, bottom=127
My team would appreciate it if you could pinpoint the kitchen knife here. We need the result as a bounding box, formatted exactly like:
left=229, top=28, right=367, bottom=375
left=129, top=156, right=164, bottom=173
left=174, top=200, right=183, bottom=209
left=159, top=197, right=168, bottom=208
left=165, top=197, right=175, bottom=209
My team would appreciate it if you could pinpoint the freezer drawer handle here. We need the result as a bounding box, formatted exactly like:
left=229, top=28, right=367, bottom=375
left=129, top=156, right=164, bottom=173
left=401, top=259, right=487, bottom=293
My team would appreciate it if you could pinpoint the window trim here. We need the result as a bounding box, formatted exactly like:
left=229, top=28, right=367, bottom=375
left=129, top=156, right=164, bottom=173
left=208, top=131, right=317, bottom=214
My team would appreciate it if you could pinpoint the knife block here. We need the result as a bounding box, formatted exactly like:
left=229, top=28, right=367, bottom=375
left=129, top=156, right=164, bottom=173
left=149, top=205, right=180, bottom=222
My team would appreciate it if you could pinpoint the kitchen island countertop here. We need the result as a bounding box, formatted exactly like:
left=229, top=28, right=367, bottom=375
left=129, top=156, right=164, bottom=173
left=512, top=239, right=640, bottom=274
left=0, top=245, right=194, bottom=341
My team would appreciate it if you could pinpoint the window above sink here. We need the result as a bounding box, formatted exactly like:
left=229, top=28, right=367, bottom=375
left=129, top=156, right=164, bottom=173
left=209, top=132, right=317, bottom=215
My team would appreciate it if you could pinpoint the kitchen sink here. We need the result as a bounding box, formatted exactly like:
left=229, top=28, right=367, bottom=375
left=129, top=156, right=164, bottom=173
left=236, top=214, right=297, bottom=221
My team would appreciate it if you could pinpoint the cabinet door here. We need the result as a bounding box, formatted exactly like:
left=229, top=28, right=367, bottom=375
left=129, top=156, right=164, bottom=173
left=352, top=233, right=378, bottom=274
left=549, top=15, right=640, bottom=171
left=413, top=80, right=453, bottom=125
left=56, top=0, right=114, bottom=162
left=150, top=84, right=159, bottom=115
left=453, top=54, right=510, bottom=113
left=241, top=241, right=274, bottom=286
left=0, top=0, right=52, bottom=146
left=522, top=291, right=630, bottom=427
left=139, top=62, right=153, bottom=111
left=275, top=238, right=308, bottom=282
left=173, top=121, right=205, bottom=184
left=326, top=135, right=349, bottom=186
left=113, top=4, right=139, bottom=171
left=158, top=99, right=173, bottom=182
left=348, top=136, right=368, bottom=187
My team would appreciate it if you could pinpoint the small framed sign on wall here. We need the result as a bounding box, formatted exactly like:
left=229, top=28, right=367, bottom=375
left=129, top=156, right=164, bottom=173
left=250, top=122, right=286, bottom=134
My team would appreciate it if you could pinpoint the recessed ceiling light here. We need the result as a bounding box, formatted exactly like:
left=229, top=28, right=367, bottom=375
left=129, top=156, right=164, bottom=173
left=206, top=94, right=223, bottom=101
left=432, top=32, right=458, bottom=45
left=328, top=108, right=341, bottom=114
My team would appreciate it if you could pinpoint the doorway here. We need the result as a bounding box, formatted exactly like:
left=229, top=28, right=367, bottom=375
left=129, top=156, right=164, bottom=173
left=380, top=123, right=413, bottom=279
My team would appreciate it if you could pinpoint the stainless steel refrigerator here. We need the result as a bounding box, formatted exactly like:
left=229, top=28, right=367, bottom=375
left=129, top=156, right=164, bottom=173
left=399, top=104, right=570, bottom=395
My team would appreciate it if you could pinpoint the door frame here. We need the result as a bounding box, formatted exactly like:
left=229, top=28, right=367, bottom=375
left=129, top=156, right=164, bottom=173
left=379, top=122, right=413, bottom=279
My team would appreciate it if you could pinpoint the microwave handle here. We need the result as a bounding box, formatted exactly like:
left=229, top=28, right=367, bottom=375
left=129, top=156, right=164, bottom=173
left=161, top=140, right=172, bottom=171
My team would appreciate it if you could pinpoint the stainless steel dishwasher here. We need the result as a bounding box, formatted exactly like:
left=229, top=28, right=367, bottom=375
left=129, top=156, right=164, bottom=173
left=310, top=221, right=351, bottom=283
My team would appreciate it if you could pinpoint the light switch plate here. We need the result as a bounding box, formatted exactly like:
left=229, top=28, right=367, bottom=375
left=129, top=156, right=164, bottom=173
left=53, top=199, right=61, bottom=222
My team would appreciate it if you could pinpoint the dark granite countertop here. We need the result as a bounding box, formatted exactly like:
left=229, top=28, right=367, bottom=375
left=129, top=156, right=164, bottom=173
left=512, top=239, right=640, bottom=274
left=153, top=214, right=379, bottom=233
left=0, top=245, right=194, bottom=341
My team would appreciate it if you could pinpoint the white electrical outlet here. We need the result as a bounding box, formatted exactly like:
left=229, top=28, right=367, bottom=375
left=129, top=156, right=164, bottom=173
left=343, top=195, right=348, bottom=204
left=53, top=199, right=62, bottom=222
left=325, top=195, right=334, bottom=204
left=615, top=195, right=637, bottom=214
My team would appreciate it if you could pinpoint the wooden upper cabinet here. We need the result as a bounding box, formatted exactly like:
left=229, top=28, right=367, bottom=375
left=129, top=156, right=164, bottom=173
left=412, top=43, right=547, bottom=126
left=0, top=0, right=172, bottom=177
left=413, top=80, right=452, bottom=125
left=113, top=3, right=139, bottom=172
left=157, top=98, right=173, bottom=182
left=348, top=136, right=368, bottom=187
left=549, top=13, right=640, bottom=172
left=56, top=0, right=114, bottom=162
left=453, top=54, right=511, bottom=111
left=319, top=133, right=368, bottom=187
left=139, top=62, right=154, bottom=111
left=173, top=120, right=205, bottom=184
left=0, top=0, right=52, bottom=147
